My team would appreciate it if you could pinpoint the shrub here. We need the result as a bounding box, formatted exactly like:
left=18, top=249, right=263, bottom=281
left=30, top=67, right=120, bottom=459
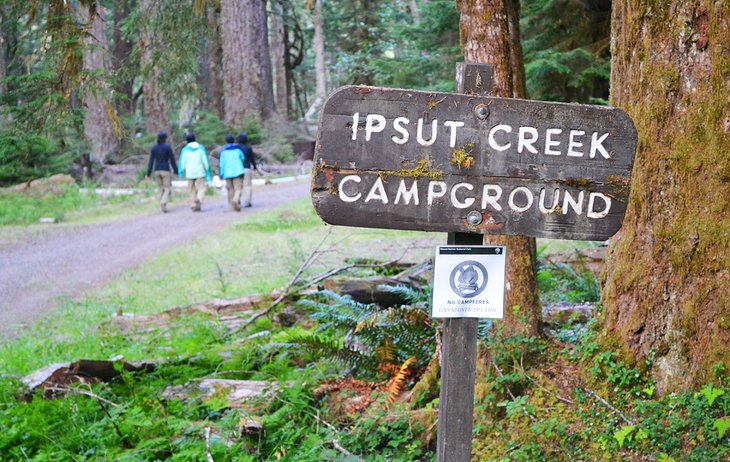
left=0, top=134, right=68, bottom=186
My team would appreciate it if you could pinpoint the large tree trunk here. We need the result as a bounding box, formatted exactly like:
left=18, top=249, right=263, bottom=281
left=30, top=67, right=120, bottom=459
left=270, top=0, right=288, bottom=116
left=111, top=0, right=134, bottom=116
left=220, top=0, right=275, bottom=125
left=602, top=0, right=730, bottom=393
left=457, top=0, right=541, bottom=338
left=202, top=4, right=224, bottom=119
left=80, top=3, right=120, bottom=163
left=139, top=0, right=170, bottom=138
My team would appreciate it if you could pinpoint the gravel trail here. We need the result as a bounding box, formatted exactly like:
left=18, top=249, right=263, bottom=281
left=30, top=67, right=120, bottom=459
left=0, top=180, right=310, bottom=338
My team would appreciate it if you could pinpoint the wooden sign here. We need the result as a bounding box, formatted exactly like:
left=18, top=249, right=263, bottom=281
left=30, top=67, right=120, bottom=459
left=312, top=86, right=637, bottom=240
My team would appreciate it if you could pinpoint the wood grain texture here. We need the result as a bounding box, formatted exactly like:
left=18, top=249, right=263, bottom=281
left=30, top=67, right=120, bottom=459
left=312, top=86, right=637, bottom=240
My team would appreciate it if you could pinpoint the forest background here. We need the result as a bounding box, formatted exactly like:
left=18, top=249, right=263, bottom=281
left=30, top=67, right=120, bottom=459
left=0, top=0, right=728, bottom=461
left=0, top=0, right=610, bottom=184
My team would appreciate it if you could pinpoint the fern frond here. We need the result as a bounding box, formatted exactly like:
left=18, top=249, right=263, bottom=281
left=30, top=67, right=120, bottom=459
left=387, top=356, right=417, bottom=404
left=374, top=338, right=396, bottom=364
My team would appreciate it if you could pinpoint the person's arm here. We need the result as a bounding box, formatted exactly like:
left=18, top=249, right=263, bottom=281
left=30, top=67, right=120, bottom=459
left=147, top=148, right=155, bottom=177
left=219, top=151, right=227, bottom=179
left=178, top=149, right=186, bottom=178
left=202, top=148, right=212, bottom=182
left=167, top=145, right=177, bottom=174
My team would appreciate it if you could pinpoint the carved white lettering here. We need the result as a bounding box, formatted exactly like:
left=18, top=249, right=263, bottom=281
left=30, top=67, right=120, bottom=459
left=417, top=118, right=438, bottom=146
left=590, top=132, right=610, bottom=159
left=392, top=117, right=410, bottom=144
left=339, top=175, right=362, bottom=202
left=562, top=190, right=584, bottom=215
left=364, top=177, right=389, bottom=204
left=488, top=124, right=512, bottom=152
left=517, top=126, right=539, bottom=154
left=365, top=114, right=386, bottom=141
left=544, top=128, right=562, bottom=155
left=451, top=183, right=475, bottom=209
left=567, top=130, right=585, bottom=157
left=481, top=185, right=503, bottom=211
left=444, top=120, right=465, bottom=148
left=395, top=179, right=419, bottom=205
left=508, top=187, right=534, bottom=212
left=539, top=188, right=560, bottom=213
left=587, top=192, right=611, bottom=218
left=427, top=181, right=447, bottom=206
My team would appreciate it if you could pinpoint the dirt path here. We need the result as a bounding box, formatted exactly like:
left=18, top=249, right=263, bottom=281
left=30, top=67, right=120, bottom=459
left=0, top=180, right=310, bottom=338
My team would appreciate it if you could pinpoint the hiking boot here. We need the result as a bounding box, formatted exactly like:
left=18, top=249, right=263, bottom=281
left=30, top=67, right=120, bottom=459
left=161, top=204, right=167, bottom=213
left=244, top=203, right=252, bottom=208
left=233, top=202, right=241, bottom=212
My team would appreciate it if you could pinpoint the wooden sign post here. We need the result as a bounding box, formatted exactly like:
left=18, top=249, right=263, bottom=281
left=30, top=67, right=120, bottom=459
left=312, top=62, right=637, bottom=461
left=436, top=63, right=494, bottom=462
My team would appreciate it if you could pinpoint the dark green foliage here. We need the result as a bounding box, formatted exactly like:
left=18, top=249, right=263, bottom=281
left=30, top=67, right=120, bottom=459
left=291, top=288, right=436, bottom=378
left=521, top=0, right=611, bottom=103
left=0, top=133, right=67, bottom=186
left=537, top=261, right=600, bottom=303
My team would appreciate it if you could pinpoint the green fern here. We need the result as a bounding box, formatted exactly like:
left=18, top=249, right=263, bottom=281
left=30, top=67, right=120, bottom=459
left=295, top=286, right=437, bottom=378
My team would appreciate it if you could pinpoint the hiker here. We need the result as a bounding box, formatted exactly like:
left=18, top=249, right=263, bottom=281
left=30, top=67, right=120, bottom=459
left=219, top=134, right=246, bottom=211
left=178, top=133, right=211, bottom=212
left=237, top=132, right=259, bottom=208
left=146, top=131, right=177, bottom=213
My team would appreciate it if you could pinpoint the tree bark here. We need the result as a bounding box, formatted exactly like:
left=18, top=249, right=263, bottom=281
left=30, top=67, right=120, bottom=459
left=203, top=4, right=224, bottom=119
left=80, top=2, right=121, bottom=163
left=139, top=0, right=170, bottom=138
left=220, top=0, right=276, bottom=125
left=602, top=0, right=730, bottom=393
left=270, top=0, right=288, bottom=116
left=313, top=0, right=327, bottom=100
left=457, top=0, right=541, bottom=338
left=111, top=0, right=134, bottom=116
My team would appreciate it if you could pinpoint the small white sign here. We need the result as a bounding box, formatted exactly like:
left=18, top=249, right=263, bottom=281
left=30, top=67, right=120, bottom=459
left=431, top=245, right=506, bottom=319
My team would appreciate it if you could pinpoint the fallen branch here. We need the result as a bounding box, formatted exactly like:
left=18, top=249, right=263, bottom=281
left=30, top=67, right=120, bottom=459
left=582, top=386, right=635, bottom=425
left=46, top=386, right=120, bottom=408
left=490, top=358, right=537, bottom=422
left=332, top=439, right=363, bottom=461
left=205, top=427, right=215, bottom=462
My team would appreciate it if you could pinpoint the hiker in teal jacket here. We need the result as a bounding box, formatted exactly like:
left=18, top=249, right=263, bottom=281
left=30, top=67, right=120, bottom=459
left=219, top=134, right=246, bottom=211
left=178, top=133, right=211, bottom=212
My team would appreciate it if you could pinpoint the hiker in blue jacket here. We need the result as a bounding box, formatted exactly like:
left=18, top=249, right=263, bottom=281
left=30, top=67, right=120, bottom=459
left=178, top=133, right=211, bottom=212
left=219, top=134, right=246, bottom=211
left=146, top=131, right=177, bottom=213
left=237, top=132, right=259, bottom=207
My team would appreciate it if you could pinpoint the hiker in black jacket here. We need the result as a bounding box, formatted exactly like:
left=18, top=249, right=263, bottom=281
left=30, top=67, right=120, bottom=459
left=146, top=131, right=177, bottom=213
left=237, top=132, right=259, bottom=207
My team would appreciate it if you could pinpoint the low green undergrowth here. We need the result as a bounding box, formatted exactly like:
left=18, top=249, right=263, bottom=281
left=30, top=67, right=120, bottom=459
left=0, top=184, right=158, bottom=227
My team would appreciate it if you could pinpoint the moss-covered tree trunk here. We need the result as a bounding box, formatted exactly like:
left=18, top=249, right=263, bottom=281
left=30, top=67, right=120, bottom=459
left=139, top=0, right=170, bottom=138
left=603, top=0, right=730, bottom=393
left=80, top=2, right=120, bottom=163
left=457, top=0, right=541, bottom=338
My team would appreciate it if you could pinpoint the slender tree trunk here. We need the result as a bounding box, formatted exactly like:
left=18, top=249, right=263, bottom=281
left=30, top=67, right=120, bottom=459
left=221, top=0, right=275, bottom=125
left=139, top=0, right=170, bottom=138
left=80, top=3, right=120, bottom=163
left=203, top=4, right=224, bottom=119
left=457, top=0, right=541, bottom=338
left=0, top=7, right=7, bottom=124
left=602, top=0, right=730, bottom=393
left=313, top=0, right=326, bottom=99
left=112, top=0, right=134, bottom=116
left=270, top=0, right=288, bottom=116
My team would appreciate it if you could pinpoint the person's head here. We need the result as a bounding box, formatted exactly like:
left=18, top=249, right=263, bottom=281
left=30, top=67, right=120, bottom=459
left=185, top=133, right=196, bottom=143
left=225, top=134, right=234, bottom=144
left=157, top=131, right=167, bottom=144
left=237, top=132, right=248, bottom=144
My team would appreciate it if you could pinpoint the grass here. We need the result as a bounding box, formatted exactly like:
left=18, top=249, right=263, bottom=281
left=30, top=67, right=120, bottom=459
left=0, top=198, right=442, bottom=375
left=5, top=197, right=721, bottom=461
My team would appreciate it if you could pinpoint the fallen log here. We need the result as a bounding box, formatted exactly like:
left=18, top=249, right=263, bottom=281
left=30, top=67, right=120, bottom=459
left=322, top=276, right=415, bottom=307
